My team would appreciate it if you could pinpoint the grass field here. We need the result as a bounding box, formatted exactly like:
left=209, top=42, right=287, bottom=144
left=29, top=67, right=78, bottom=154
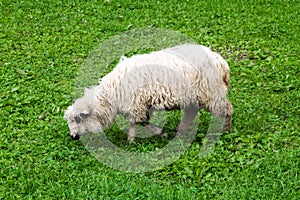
left=1, top=0, right=299, bottom=199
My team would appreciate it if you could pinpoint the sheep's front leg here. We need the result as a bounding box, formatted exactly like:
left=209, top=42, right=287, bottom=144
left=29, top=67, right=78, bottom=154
left=222, top=99, right=233, bottom=132
left=127, top=122, right=136, bottom=143
left=177, top=106, right=199, bottom=135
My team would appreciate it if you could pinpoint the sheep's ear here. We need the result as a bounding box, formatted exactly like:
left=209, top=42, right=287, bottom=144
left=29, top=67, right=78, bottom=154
left=63, top=106, right=72, bottom=119
left=80, top=110, right=90, bottom=119
left=63, top=110, right=68, bottom=119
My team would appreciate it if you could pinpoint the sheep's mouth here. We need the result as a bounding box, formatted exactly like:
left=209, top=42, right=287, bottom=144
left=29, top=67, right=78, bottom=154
left=70, top=134, right=80, bottom=140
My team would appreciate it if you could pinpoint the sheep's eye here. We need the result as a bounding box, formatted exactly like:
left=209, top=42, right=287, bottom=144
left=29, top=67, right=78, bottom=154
left=74, top=116, right=82, bottom=123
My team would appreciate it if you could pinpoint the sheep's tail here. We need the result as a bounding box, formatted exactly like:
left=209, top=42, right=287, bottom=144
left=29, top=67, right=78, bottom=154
left=221, top=58, right=230, bottom=88
left=214, top=53, right=230, bottom=89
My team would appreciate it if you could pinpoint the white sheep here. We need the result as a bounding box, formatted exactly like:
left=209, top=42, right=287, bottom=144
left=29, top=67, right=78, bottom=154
left=64, top=44, right=233, bottom=142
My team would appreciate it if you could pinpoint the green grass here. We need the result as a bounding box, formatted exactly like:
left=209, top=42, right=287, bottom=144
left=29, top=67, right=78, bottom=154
left=1, top=0, right=299, bottom=199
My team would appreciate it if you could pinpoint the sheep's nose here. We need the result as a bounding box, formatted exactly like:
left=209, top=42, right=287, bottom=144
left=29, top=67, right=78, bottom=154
left=71, top=134, right=80, bottom=140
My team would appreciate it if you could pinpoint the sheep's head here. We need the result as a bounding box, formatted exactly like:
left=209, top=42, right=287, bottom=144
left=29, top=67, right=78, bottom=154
left=64, top=88, right=103, bottom=140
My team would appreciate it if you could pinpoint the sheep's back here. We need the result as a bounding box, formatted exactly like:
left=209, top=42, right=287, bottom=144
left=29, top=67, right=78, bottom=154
left=97, top=44, right=229, bottom=118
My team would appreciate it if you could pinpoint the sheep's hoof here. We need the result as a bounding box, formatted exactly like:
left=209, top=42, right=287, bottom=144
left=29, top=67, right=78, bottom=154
left=159, top=133, right=169, bottom=138
left=126, top=136, right=135, bottom=144
left=147, top=125, right=163, bottom=136
left=126, top=139, right=135, bottom=145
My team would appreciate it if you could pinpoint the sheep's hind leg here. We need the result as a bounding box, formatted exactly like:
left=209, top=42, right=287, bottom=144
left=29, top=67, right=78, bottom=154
left=222, top=99, right=233, bottom=133
left=177, top=106, right=199, bottom=135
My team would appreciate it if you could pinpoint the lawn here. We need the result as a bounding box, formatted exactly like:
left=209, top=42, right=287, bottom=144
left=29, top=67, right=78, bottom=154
left=0, top=0, right=299, bottom=199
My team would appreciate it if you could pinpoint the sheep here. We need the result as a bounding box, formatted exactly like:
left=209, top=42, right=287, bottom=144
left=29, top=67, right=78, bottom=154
left=64, top=44, right=233, bottom=142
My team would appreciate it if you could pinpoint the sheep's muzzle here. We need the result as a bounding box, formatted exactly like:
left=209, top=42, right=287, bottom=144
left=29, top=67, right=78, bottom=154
left=71, top=134, right=80, bottom=140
